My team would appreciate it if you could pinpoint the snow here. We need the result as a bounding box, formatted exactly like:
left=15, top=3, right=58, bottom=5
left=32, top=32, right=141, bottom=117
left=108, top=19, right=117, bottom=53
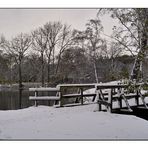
left=0, top=103, right=148, bottom=140
left=0, top=80, right=148, bottom=140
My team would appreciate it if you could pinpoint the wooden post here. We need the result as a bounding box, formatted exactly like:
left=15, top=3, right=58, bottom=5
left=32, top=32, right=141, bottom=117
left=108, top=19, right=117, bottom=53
left=118, top=97, right=122, bottom=109
left=55, top=91, right=59, bottom=105
left=117, top=88, right=122, bottom=109
left=80, top=88, right=83, bottom=105
left=92, top=95, right=96, bottom=102
left=121, top=94, right=132, bottom=112
left=135, top=89, right=139, bottom=106
left=108, top=89, right=113, bottom=113
left=112, top=88, right=115, bottom=95
left=95, top=85, right=100, bottom=111
left=96, top=89, right=102, bottom=111
left=59, top=90, right=63, bottom=107
left=98, top=96, right=102, bottom=111
left=35, top=91, right=38, bottom=107
left=139, top=91, right=148, bottom=108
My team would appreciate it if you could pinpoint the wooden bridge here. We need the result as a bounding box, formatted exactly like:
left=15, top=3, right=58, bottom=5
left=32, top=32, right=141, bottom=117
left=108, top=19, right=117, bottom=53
left=95, top=83, right=148, bottom=112
left=29, top=83, right=148, bottom=112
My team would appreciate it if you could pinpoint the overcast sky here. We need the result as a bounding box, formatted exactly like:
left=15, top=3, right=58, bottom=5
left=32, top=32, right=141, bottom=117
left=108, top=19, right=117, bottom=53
left=0, top=9, right=116, bottom=39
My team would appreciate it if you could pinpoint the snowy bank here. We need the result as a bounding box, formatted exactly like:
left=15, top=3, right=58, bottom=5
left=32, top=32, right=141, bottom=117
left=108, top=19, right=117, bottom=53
left=0, top=103, right=148, bottom=140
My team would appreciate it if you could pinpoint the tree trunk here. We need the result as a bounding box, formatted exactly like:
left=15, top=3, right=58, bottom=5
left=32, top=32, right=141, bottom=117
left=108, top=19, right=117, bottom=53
left=18, top=60, right=22, bottom=109
left=52, top=48, right=55, bottom=75
left=130, top=17, right=148, bottom=82
left=47, top=49, right=52, bottom=87
left=93, top=61, right=99, bottom=83
left=130, top=9, right=148, bottom=82
left=55, top=52, right=61, bottom=75
left=41, top=51, right=44, bottom=87
left=47, top=58, right=50, bottom=87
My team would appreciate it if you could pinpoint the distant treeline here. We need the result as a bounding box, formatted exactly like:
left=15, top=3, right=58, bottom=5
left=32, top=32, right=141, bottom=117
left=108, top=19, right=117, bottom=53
left=0, top=51, right=148, bottom=85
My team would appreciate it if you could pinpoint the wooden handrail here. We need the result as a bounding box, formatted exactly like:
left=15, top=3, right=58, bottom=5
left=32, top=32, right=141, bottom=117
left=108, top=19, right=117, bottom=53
left=29, top=87, right=60, bottom=91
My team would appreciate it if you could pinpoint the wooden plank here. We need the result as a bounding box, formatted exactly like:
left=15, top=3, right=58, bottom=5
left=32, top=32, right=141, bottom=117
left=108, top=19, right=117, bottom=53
left=99, top=89, right=106, bottom=101
left=62, top=93, right=96, bottom=98
left=99, top=89, right=109, bottom=111
left=96, top=83, right=141, bottom=89
left=121, top=94, right=133, bottom=112
left=83, top=93, right=96, bottom=97
left=29, top=87, right=60, bottom=91
left=35, top=91, right=38, bottom=107
left=125, top=94, right=138, bottom=98
left=138, top=91, right=148, bottom=108
left=29, top=96, right=60, bottom=100
left=109, top=94, right=138, bottom=100
left=59, top=91, right=63, bottom=107
left=96, top=89, right=109, bottom=111
left=92, top=94, right=96, bottom=102
left=80, top=88, right=83, bottom=105
left=98, top=100, right=111, bottom=106
left=99, top=94, right=138, bottom=101
left=57, top=83, right=96, bottom=88
left=108, top=89, right=112, bottom=112
left=96, top=84, right=127, bottom=89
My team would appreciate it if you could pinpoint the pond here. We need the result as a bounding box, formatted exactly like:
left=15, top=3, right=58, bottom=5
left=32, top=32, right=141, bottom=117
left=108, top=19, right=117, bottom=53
left=0, top=84, right=57, bottom=110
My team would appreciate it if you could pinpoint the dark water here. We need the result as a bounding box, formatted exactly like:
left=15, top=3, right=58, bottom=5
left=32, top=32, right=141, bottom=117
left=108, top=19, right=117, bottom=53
left=0, top=87, right=58, bottom=110
left=0, top=89, right=31, bottom=110
left=0, top=84, right=75, bottom=110
left=112, top=106, right=148, bottom=121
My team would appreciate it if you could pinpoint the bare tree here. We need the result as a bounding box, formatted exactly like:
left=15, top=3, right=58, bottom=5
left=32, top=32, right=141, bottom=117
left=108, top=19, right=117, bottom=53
left=84, top=18, right=105, bottom=83
left=32, top=28, right=48, bottom=87
left=42, top=21, right=63, bottom=86
left=55, top=24, right=73, bottom=75
left=98, top=9, right=141, bottom=55
left=73, top=18, right=106, bottom=83
left=1, top=33, right=32, bottom=108
left=107, top=41, right=123, bottom=79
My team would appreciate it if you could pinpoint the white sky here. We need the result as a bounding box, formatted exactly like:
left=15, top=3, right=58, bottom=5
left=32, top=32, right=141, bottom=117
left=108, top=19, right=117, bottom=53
left=0, top=9, right=116, bottom=39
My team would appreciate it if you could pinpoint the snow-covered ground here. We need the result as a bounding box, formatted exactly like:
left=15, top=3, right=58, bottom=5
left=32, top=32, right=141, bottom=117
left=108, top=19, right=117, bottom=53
left=0, top=103, right=148, bottom=140
left=0, top=80, right=148, bottom=140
